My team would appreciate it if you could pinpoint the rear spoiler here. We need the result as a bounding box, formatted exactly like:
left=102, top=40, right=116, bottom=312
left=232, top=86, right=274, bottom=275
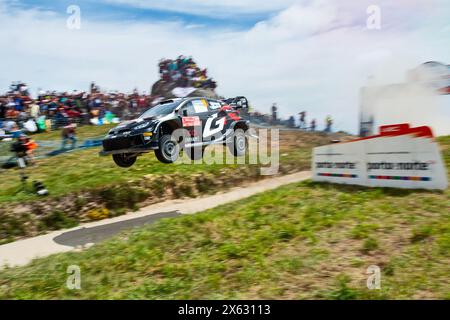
left=222, top=96, right=248, bottom=109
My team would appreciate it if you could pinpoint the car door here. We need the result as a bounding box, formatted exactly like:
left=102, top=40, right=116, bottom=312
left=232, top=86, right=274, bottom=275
left=203, top=99, right=229, bottom=143
left=179, top=99, right=209, bottom=144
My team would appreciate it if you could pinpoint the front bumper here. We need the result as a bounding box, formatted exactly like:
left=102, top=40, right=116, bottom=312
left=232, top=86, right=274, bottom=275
left=99, top=146, right=157, bottom=156
left=99, top=133, right=158, bottom=156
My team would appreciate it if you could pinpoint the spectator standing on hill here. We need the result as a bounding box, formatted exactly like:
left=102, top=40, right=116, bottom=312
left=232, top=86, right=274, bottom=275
left=271, top=103, right=278, bottom=124
left=61, top=122, right=77, bottom=150
left=325, top=115, right=333, bottom=133
left=310, top=119, right=316, bottom=131
left=0, top=99, right=6, bottom=119
left=29, top=100, right=40, bottom=119
left=6, top=106, right=19, bottom=119
left=287, top=116, right=295, bottom=128
left=299, top=111, right=306, bottom=129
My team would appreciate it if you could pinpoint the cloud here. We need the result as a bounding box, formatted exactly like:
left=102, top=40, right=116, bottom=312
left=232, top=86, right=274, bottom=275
left=0, top=0, right=449, bottom=133
left=248, top=2, right=339, bottom=40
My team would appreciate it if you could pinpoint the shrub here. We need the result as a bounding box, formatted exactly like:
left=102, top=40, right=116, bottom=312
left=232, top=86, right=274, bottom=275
left=40, top=211, right=78, bottom=230
left=86, top=208, right=110, bottom=221
left=0, top=213, right=27, bottom=243
left=328, top=275, right=359, bottom=300
left=362, top=237, right=379, bottom=253
left=411, top=225, right=433, bottom=243
left=99, top=186, right=149, bottom=210
left=74, top=196, right=87, bottom=211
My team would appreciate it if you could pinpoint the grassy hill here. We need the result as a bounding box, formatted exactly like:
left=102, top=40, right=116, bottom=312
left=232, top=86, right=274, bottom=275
left=0, top=136, right=448, bottom=299
left=0, top=127, right=339, bottom=244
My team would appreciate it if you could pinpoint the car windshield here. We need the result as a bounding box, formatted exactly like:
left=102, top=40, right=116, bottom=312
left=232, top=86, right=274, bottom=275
left=139, top=101, right=179, bottom=118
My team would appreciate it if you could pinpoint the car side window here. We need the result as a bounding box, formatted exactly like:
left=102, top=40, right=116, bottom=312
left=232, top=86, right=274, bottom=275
left=208, top=100, right=222, bottom=111
left=190, top=99, right=209, bottom=114
left=180, top=102, right=196, bottom=116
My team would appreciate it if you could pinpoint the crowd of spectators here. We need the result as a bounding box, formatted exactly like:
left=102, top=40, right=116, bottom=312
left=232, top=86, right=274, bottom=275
left=159, top=55, right=217, bottom=90
left=0, top=79, right=334, bottom=138
left=0, top=82, right=157, bottom=136
left=250, top=107, right=333, bottom=133
left=0, top=57, right=219, bottom=136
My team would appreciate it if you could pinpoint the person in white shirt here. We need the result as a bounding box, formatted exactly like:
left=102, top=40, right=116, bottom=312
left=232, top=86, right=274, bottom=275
left=29, top=101, right=40, bottom=119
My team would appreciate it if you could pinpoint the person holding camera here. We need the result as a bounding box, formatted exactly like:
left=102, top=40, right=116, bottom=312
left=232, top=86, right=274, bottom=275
left=11, top=133, right=37, bottom=160
left=11, top=134, right=28, bottom=158
left=10, top=134, right=47, bottom=195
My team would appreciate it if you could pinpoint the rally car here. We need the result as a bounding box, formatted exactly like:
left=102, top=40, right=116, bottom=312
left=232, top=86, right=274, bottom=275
left=100, top=96, right=250, bottom=167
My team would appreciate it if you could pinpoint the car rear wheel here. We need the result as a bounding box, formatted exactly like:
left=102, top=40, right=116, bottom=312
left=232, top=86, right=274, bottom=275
left=155, top=134, right=180, bottom=163
left=229, top=130, right=247, bottom=157
left=112, top=153, right=137, bottom=168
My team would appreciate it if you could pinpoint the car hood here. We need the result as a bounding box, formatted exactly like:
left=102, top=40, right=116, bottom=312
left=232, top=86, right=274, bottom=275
left=114, top=117, right=157, bottom=130
left=109, top=113, right=175, bottom=134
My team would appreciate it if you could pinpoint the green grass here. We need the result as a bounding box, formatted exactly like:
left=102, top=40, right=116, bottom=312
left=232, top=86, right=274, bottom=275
left=0, top=147, right=240, bottom=203
left=0, top=134, right=448, bottom=299
left=0, top=171, right=448, bottom=298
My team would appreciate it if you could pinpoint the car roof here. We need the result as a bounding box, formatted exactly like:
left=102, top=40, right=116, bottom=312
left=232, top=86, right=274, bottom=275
left=159, top=97, right=217, bottom=104
left=158, top=98, right=183, bottom=104
left=159, top=96, right=221, bottom=107
left=182, top=96, right=219, bottom=101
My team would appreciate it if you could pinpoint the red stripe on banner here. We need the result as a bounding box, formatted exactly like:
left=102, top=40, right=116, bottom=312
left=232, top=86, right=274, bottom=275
left=409, top=126, right=434, bottom=138
left=438, top=86, right=450, bottom=94
left=340, top=123, right=434, bottom=144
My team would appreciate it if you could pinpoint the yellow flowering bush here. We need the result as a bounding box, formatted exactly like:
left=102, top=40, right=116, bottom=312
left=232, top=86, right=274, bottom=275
left=86, top=208, right=110, bottom=220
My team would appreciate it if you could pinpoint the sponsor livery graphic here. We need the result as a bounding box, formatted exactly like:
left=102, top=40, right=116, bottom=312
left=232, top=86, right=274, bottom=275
left=312, top=123, right=448, bottom=190
left=203, top=113, right=226, bottom=138
left=182, top=116, right=201, bottom=127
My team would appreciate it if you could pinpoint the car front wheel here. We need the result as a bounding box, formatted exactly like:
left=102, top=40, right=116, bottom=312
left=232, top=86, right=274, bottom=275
left=112, top=153, right=137, bottom=168
left=155, top=134, right=180, bottom=163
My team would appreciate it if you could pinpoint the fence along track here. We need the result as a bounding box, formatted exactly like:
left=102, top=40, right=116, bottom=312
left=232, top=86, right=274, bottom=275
left=0, top=135, right=105, bottom=163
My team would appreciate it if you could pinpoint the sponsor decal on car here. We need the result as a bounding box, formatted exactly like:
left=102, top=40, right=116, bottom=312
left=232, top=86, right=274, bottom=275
left=191, top=99, right=209, bottom=113
left=209, top=101, right=221, bottom=109
left=182, top=116, right=201, bottom=127
left=203, top=113, right=226, bottom=138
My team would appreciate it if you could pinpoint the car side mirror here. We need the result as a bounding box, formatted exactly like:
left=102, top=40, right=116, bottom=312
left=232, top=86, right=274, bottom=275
left=182, top=109, right=188, bottom=117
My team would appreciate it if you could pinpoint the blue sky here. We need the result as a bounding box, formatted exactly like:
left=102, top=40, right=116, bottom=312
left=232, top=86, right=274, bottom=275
left=1, top=0, right=449, bottom=133
left=7, top=0, right=274, bottom=28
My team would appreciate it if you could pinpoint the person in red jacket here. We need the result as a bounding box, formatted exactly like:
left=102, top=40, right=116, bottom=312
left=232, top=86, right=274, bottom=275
left=23, top=135, right=38, bottom=164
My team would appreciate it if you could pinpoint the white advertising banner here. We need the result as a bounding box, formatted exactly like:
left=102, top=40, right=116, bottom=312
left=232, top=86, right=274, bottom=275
left=312, top=124, right=448, bottom=190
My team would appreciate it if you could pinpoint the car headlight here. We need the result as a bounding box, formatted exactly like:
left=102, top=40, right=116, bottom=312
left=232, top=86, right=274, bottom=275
left=133, top=121, right=153, bottom=131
